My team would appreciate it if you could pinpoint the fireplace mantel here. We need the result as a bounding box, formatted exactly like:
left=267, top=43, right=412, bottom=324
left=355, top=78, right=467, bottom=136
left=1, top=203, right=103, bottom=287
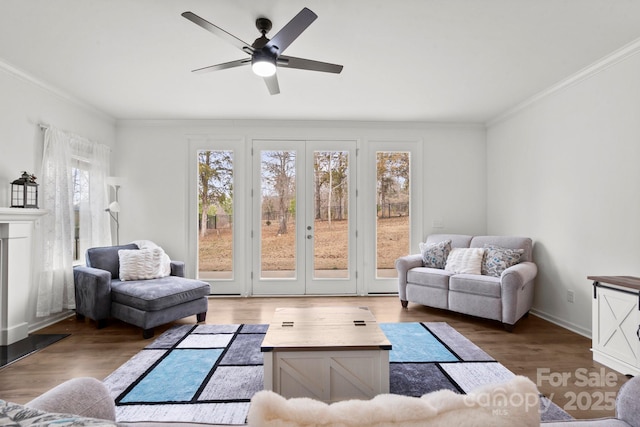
left=0, top=207, right=48, bottom=222
left=0, top=207, right=47, bottom=345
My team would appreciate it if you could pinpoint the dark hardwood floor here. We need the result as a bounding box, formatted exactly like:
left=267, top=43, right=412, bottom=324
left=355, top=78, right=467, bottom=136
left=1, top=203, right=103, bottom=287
left=0, top=296, right=625, bottom=420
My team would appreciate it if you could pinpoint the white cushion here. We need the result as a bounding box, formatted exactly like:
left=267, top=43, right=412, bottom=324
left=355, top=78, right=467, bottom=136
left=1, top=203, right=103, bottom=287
left=118, top=248, right=170, bottom=281
left=444, top=247, right=486, bottom=275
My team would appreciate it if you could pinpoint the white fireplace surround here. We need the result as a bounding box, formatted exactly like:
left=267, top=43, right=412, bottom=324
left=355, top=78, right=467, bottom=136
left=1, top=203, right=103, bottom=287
left=0, top=207, right=47, bottom=345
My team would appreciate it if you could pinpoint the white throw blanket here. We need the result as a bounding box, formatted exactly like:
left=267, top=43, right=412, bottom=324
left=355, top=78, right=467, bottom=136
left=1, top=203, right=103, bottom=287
left=247, top=376, right=540, bottom=427
left=129, top=240, right=171, bottom=277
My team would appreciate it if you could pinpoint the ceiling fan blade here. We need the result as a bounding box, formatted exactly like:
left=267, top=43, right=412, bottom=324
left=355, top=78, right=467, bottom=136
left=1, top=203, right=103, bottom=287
left=278, top=55, right=343, bottom=74
left=265, top=8, right=317, bottom=54
left=192, top=58, right=251, bottom=74
left=264, top=74, right=280, bottom=95
left=182, top=11, right=254, bottom=54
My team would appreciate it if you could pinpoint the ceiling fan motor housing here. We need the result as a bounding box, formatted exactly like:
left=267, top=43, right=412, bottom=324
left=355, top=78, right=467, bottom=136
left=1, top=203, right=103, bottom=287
left=253, top=18, right=275, bottom=51
left=255, top=17, right=272, bottom=35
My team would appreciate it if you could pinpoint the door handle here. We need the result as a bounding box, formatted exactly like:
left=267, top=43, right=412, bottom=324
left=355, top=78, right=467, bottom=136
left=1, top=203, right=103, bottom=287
left=307, top=235, right=313, bottom=239
left=637, top=325, right=640, bottom=341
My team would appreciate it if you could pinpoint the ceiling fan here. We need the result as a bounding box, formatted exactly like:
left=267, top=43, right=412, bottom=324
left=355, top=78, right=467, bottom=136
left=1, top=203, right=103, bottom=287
left=181, top=8, right=343, bottom=95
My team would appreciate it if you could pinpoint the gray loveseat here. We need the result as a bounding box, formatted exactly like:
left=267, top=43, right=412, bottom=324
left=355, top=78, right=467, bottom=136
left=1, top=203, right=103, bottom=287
left=395, top=234, right=537, bottom=331
left=73, top=243, right=209, bottom=338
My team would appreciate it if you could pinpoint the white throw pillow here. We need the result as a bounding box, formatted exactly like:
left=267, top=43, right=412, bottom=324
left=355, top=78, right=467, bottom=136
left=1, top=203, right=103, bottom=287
left=444, top=247, right=486, bottom=275
left=118, top=248, right=169, bottom=281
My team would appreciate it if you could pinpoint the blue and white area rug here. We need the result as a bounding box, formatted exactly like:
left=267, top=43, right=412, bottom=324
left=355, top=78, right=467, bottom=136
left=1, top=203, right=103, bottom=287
left=103, top=322, right=571, bottom=424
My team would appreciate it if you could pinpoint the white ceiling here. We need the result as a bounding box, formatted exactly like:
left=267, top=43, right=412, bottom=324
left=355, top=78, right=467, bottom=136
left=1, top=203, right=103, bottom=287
left=2, top=0, right=640, bottom=123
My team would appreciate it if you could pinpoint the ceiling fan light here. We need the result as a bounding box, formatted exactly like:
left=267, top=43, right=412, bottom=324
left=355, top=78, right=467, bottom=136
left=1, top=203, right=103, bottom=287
left=252, top=56, right=276, bottom=77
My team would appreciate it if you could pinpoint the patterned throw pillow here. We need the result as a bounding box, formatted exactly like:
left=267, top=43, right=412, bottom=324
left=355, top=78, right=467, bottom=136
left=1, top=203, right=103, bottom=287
left=444, top=247, right=486, bottom=275
left=481, top=245, right=525, bottom=277
left=418, top=240, right=451, bottom=269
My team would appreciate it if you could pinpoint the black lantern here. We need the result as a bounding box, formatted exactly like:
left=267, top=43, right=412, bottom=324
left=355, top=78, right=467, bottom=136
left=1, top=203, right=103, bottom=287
left=11, top=171, right=39, bottom=208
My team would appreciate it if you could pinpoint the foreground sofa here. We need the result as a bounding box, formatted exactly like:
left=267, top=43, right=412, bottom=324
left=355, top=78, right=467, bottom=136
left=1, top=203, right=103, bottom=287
left=396, top=234, right=537, bottom=331
left=73, top=243, right=210, bottom=338
left=0, top=378, right=118, bottom=426
left=4, top=376, right=639, bottom=426
left=248, top=376, right=640, bottom=426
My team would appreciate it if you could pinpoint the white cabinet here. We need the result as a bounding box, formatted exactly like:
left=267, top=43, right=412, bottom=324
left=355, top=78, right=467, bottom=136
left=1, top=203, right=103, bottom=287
left=264, top=349, right=389, bottom=402
left=591, top=276, right=640, bottom=376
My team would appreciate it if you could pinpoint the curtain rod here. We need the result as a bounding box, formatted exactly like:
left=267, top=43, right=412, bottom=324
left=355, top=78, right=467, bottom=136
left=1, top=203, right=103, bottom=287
left=37, top=123, right=112, bottom=152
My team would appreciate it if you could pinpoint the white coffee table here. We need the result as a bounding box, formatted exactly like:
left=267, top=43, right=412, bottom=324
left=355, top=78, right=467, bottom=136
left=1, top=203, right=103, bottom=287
left=260, top=306, right=391, bottom=402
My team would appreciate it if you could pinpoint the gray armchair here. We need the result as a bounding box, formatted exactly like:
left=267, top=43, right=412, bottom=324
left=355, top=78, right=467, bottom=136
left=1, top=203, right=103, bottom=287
left=73, top=244, right=209, bottom=338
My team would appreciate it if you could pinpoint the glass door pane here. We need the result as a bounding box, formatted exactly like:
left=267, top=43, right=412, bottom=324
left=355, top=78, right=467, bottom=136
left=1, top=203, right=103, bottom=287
left=260, top=150, right=297, bottom=279
left=312, top=150, right=349, bottom=279
left=376, top=151, right=410, bottom=278
left=197, top=150, right=234, bottom=280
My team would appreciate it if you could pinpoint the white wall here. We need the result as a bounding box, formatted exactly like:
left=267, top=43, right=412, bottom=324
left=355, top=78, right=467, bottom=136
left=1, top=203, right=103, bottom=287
left=114, top=120, right=487, bottom=283
left=0, top=58, right=486, bottom=329
left=486, top=49, right=640, bottom=336
left=0, top=63, right=116, bottom=332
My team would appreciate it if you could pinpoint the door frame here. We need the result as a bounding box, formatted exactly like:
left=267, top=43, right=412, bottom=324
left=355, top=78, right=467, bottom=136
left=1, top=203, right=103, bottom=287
left=186, top=135, right=423, bottom=297
left=362, top=139, right=423, bottom=294
left=187, top=136, right=248, bottom=295
left=251, top=139, right=358, bottom=295
left=304, top=140, right=357, bottom=295
left=251, top=139, right=306, bottom=295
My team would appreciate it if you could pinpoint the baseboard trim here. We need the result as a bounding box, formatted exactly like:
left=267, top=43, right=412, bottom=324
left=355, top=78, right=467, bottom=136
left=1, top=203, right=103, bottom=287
left=28, top=311, right=75, bottom=334
left=530, top=308, right=591, bottom=339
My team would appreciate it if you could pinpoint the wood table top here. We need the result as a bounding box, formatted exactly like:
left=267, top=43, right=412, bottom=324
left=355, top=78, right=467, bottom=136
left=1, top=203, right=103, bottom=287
left=588, top=276, right=640, bottom=291
left=260, top=306, right=392, bottom=352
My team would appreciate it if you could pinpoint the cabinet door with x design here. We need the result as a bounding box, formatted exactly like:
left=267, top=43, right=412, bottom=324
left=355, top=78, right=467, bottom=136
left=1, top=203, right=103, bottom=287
left=591, top=277, right=640, bottom=376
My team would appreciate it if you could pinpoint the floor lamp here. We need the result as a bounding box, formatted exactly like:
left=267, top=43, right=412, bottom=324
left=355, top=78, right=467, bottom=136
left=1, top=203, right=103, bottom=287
left=106, top=177, right=123, bottom=245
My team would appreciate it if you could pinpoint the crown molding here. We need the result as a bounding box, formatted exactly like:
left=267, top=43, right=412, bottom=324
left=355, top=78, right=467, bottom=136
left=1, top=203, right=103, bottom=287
left=116, top=118, right=485, bottom=130
left=487, top=37, right=640, bottom=128
left=0, top=57, right=115, bottom=124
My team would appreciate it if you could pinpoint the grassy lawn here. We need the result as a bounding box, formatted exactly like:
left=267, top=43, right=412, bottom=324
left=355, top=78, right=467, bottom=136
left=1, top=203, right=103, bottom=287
left=198, top=216, right=409, bottom=272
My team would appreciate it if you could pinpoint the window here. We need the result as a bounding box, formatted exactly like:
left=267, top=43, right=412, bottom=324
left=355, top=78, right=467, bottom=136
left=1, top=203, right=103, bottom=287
left=71, top=158, right=90, bottom=262
left=38, top=126, right=111, bottom=316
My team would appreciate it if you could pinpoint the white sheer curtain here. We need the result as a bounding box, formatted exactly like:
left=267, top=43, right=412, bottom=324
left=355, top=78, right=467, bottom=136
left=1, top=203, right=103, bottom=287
left=36, top=126, right=112, bottom=317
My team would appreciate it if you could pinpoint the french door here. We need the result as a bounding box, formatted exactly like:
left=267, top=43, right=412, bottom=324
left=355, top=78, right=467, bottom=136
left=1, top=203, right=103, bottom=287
left=252, top=140, right=357, bottom=295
